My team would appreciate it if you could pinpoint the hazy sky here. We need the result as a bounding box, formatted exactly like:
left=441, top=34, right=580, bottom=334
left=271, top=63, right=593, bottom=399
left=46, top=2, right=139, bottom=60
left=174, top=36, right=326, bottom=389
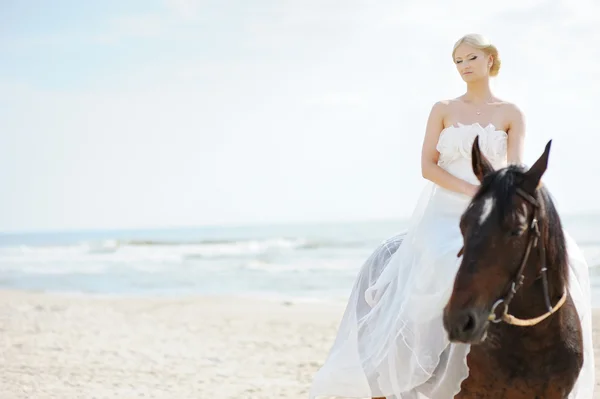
left=1, top=0, right=599, bottom=232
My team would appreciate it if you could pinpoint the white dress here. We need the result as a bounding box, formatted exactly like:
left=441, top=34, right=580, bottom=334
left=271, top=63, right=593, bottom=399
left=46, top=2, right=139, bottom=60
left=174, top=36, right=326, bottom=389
left=309, top=122, right=595, bottom=399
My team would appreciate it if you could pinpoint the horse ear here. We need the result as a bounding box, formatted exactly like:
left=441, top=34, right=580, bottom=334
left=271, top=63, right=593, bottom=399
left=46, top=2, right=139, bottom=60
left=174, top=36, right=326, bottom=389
left=524, top=140, right=552, bottom=190
left=472, top=135, right=494, bottom=182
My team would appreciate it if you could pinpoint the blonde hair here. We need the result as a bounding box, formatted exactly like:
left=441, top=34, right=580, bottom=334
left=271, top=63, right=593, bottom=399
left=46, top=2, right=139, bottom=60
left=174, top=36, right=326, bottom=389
left=452, top=33, right=501, bottom=77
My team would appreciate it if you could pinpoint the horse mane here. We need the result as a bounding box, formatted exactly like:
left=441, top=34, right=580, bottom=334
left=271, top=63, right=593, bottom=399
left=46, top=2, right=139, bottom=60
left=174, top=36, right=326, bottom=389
left=475, top=164, right=569, bottom=287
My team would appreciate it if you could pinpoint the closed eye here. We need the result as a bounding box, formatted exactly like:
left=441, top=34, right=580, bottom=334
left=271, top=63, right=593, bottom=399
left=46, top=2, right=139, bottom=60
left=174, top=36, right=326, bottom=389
left=455, top=56, right=477, bottom=64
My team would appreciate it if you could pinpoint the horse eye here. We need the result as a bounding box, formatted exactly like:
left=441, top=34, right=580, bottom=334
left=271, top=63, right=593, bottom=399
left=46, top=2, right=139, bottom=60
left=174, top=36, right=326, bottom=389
left=510, top=226, right=525, bottom=237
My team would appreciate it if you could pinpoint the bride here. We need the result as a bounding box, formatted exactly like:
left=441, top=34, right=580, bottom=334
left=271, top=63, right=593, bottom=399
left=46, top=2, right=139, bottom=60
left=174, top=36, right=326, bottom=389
left=308, top=33, right=595, bottom=398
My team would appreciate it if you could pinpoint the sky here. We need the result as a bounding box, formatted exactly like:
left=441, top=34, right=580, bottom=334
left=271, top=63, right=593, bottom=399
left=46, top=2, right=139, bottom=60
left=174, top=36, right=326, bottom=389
left=1, top=0, right=599, bottom=232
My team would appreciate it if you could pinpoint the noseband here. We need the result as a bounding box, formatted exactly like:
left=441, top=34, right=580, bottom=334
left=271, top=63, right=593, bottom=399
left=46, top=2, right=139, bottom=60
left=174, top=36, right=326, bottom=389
left=457, top=186, right=567, bottom=327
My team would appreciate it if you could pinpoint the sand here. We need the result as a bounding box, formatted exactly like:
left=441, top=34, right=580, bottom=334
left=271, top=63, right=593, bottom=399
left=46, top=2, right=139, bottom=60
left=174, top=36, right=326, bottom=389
left=0, top=290, right=599, bottom=399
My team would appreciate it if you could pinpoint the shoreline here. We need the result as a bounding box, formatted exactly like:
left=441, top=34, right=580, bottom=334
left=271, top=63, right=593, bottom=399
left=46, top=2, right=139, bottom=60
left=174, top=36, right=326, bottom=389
left=0, top=287, right=353, bottom=305
left=3, top=287, right=600, bottom=307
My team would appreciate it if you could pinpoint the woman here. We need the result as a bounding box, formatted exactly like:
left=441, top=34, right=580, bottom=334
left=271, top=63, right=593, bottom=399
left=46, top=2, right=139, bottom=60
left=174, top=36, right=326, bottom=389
left=308, top=33, right=594, bottom=398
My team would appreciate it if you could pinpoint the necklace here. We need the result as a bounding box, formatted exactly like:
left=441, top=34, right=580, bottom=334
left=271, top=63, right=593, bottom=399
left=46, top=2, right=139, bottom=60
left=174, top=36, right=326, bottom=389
left=473, top=96, right=494, bottom=115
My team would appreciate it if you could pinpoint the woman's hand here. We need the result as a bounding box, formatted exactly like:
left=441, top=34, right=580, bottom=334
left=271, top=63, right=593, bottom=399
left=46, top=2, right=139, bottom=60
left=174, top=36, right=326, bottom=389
left=465, top=183, right=480, bottom=197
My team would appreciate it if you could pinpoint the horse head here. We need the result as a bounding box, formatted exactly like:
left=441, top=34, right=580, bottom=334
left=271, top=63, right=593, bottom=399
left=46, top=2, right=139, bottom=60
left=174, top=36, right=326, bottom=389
left=442, top=136, right=564, bottom=344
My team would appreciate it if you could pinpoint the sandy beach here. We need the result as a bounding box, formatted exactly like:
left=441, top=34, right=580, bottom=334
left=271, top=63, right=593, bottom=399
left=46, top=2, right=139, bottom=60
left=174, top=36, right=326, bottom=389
left=1, top=290, right=599, bottom=399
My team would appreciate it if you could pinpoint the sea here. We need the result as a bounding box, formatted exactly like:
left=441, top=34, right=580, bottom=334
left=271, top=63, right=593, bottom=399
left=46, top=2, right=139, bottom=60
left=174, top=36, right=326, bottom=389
left=2, top=216, right=600, bottom=306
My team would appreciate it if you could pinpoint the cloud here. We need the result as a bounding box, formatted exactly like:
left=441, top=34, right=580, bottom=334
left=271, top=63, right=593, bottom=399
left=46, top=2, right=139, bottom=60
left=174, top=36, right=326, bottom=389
left=1, top=2, right=204, bottom=50
left=93, top=13, right=169, bottom=43
left=164, top=0, right=203, bottom=20
left=2, top=0, right=600, bottom=230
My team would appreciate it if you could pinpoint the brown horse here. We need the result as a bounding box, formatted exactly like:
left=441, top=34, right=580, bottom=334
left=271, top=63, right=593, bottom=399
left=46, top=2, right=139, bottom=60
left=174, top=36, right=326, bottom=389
left=443, top=137, right=584, bottom=398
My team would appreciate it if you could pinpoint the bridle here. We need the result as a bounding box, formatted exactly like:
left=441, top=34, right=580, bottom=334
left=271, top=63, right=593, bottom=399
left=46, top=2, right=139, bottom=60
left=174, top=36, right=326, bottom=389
left=457, top=186, right=567, bottom=327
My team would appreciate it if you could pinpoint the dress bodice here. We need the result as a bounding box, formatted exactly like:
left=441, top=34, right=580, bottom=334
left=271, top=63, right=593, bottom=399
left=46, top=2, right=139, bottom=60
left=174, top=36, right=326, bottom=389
left=436, top=122, right=508, bottom=185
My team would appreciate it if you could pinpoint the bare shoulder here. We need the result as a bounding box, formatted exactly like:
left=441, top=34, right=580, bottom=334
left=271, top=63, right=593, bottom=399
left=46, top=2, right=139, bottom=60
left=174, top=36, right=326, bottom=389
left=431, top=99, right=451, bottom=112
left=497, top=101, right=527, bottom=163
left=435, top=98, right=461, bottom=108
left=428, top=98, right=456, bottom=118
left=497, top=100, right=525, bottom=125
left=430, top=98, right=464, bottom=129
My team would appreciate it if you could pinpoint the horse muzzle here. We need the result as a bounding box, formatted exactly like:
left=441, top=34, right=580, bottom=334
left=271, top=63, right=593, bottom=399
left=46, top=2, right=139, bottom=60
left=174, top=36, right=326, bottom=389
left=443, top=306, right=489, bottom=344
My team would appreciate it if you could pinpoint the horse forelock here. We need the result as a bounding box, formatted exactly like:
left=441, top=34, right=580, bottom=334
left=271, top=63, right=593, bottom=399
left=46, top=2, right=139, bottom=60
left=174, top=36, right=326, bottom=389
left=473, top=165, right=522, bottom=225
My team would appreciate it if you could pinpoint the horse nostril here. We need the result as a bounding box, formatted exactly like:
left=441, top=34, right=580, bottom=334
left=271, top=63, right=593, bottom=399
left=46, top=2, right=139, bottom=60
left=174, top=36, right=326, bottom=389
left=445, top=308, right=483, bottom=342
left=459, top=310, right=477, bottom=334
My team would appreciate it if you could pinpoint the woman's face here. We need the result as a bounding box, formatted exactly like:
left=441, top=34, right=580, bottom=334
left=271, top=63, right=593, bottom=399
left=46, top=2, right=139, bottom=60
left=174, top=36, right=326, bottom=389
left=453, top=44, right=491, bottom=82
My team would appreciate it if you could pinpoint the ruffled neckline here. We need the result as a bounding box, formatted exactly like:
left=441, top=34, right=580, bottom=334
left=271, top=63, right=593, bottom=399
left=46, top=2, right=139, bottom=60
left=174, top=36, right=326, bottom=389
left=436, top=122, right=508, bottom=169
left=440, top=122, right=507, bottom=136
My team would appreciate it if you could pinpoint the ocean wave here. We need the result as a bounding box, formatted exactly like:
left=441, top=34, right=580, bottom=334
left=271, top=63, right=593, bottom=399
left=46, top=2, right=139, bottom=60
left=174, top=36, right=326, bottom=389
left=243, top=258, right=359, bottom=273
left=0, top=236, right=368, bottom=265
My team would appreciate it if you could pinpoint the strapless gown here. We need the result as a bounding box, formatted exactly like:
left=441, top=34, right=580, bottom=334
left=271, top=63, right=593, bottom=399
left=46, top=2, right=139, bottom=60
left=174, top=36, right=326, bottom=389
left=308, top=122, right=595, bottom=398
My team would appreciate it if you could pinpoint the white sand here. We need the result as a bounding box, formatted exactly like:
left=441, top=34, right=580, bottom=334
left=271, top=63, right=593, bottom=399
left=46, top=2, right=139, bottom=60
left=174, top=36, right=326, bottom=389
left=0, top=290, right=599, bottom=398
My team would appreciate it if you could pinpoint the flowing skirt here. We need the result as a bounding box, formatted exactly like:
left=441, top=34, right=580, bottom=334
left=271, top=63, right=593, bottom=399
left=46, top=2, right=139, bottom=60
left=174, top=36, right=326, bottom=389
left=308, top=182, right=595, bottom=399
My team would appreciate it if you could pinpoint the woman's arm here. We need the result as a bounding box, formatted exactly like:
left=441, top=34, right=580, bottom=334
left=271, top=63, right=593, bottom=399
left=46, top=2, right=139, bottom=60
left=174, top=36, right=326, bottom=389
left=420, top=101, right=479, bottom=197
left=506, top=104, right=526, bottom=165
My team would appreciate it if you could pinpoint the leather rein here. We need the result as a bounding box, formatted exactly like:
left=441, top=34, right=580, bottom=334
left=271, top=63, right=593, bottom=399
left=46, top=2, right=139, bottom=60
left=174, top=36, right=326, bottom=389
left=458, top=186, right=567, bottom=327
